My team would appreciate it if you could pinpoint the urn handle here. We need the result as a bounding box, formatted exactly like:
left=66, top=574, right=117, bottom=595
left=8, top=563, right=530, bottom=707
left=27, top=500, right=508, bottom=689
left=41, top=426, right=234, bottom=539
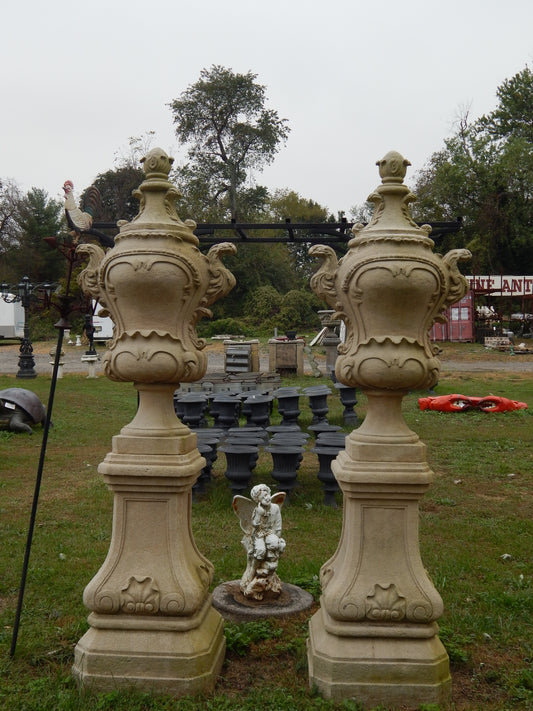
left=441, top=248, right=472, bottom=307
left=202, top=241, right=238, bottom=311
left=77, top=243, right=106, bottom=304
left=309, top=244, right=339, bottom=310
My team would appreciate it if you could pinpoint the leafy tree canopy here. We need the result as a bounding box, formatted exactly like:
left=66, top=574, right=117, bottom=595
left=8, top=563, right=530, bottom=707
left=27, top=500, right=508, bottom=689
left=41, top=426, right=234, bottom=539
left=208, top=189, right=330, bottom=322
left=174, top=163, right=271, bottom=223
left=90, top=165, right=145, bottom=223
left=264, top=189, right=331, bottom=285
left=267, top=189, right=329, bottom=223
left=412, top=65, right=533, bottom=275
left=169, top=65, right=290, bottom=220
left=478, top=65, right=533, bottom=142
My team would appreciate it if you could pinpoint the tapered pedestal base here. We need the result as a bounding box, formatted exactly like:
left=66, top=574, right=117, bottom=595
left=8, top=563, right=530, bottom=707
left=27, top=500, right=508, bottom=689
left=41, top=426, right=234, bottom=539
left=308, top=607, right=451, bottom=708
left=307, top=391, right=451, bottom=708
left=72, top=599, right=225, bottom=697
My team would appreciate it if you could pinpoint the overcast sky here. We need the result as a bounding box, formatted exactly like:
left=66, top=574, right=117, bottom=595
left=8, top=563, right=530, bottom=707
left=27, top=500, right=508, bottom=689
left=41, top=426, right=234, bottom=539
left=1, top=0, right=532, bottom=219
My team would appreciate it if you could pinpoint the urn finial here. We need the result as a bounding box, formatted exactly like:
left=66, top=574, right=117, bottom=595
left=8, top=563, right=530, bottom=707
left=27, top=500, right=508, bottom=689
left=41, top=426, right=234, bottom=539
left=376, top=150, right=411, bottom=183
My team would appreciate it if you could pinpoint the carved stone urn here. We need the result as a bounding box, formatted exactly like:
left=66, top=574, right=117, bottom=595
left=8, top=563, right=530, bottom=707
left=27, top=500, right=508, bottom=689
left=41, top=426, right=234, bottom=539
left=307, top=151, right=471, bottom=707
left=72, top=148, right=236, bottom=695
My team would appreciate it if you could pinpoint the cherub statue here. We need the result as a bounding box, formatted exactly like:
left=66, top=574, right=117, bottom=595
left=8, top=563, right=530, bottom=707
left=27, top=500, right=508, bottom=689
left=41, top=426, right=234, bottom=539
left=232, top=484, right=286, bottom=600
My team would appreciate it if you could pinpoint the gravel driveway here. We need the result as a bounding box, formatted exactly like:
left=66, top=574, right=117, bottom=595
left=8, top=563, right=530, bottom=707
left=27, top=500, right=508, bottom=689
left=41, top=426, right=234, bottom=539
left=0, top=341, right=256, bottom=377
left=440, top=358, right=533, bottom=374
left=1, top=341, right=532, bottom=377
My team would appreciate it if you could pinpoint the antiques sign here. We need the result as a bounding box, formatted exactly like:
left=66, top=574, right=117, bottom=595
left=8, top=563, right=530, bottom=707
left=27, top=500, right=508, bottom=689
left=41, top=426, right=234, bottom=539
left=467, top=276, right=533, bottom=296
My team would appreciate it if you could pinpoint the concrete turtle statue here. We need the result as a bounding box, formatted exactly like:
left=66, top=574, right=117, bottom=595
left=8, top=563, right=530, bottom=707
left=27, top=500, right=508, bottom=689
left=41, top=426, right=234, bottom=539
left=0, top=388, right=46, bottom=434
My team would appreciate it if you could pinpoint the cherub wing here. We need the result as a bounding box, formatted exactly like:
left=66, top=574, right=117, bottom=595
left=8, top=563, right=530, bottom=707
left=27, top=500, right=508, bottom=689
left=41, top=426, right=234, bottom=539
left=271, top=492, right=286, bottom=508
left=232, top=495, right=255, bottom=535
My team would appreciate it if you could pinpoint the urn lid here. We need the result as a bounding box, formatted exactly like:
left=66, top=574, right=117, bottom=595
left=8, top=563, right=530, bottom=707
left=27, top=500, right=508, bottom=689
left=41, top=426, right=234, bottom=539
left=348, top=150, right=433, bottom=246
left=117, top=147, right=199, bottom=244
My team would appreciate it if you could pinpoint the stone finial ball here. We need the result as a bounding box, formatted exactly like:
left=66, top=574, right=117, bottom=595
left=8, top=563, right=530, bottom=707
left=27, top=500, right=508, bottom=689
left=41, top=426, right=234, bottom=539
left=376, top=151, right=411, bottom=183
left=140, top=148, right=174, bottom=177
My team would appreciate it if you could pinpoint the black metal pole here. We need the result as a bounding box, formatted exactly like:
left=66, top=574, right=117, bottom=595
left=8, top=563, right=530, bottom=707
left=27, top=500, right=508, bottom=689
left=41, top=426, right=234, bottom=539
left=9, top=326, right=65, bottom=658
left=84, top=312, right=97, bottom=356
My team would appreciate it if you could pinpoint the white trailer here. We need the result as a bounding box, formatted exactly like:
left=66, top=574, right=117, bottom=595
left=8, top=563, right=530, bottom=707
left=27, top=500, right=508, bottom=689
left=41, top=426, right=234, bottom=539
left=0, top=297, right=24, bottom=339
left=92, top=301, right=115, bottom=342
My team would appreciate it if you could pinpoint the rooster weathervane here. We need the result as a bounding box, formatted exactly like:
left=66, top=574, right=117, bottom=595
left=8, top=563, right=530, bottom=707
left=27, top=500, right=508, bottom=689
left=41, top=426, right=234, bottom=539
left=63, top=181, right=114, bottom=248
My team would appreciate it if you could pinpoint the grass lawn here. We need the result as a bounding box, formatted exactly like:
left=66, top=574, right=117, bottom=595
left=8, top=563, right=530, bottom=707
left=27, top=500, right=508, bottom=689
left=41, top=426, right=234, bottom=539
left=0, top=345, right=532, bottom=710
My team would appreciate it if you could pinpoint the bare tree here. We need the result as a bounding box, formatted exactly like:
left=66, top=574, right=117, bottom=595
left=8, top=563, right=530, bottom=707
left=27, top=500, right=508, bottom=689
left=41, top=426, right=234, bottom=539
left=0, top=179, right=22, bottom=277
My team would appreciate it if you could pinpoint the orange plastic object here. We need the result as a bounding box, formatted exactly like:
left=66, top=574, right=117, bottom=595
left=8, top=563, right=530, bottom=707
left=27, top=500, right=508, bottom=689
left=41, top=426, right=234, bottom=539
left=476, top=395, right=528, bottom=412
left=418, top=394, right=528, bottom=413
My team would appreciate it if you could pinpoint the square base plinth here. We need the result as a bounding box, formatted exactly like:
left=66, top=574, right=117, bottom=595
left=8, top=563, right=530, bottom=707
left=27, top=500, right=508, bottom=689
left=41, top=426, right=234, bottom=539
left=308, top=610, right=451, bottom=709
left=72, top=606, right=225, bottom=697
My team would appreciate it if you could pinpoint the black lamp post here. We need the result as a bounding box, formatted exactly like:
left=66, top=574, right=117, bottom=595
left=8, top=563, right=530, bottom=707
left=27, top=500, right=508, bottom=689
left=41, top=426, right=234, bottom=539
left=1, top=277, right=55, bottom=378
left=16, top=277, right=35, bottom=379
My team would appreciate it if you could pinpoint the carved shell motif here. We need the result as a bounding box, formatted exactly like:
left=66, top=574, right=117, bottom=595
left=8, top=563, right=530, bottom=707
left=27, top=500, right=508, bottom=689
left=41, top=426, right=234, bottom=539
left=121, top=576, right=160, bottom=615
left=365, top=583, right=406, bottom=622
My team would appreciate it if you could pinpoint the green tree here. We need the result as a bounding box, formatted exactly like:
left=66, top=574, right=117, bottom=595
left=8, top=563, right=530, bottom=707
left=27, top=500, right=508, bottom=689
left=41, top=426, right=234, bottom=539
left=169, top=65, right=290, bottom=220
left=412, top=66, right=533, bottom=274
left=478, top=65, right=533, bottom=141
left=173, top=164, right=224, bottom=223
left=216, top=240, right=295, bottom=320
left=277, top=288, right=322, bottom=331
left=267, top=189, right=329, bottom=224
left=8, top=188, right=65, bottom=282
left=266, top=189, right=330, bottom=285
left=244, top=284, right=282, bottom=325
left=90, top=165, right=145, bottom=223
left=211, top=188, right=331, bottom=320
left=174, top=163, right=271, bottom=223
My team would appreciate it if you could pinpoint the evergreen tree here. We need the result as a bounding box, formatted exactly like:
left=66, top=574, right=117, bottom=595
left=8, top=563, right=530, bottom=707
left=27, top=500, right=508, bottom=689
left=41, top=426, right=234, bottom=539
left=8, top=188, right=65, bottom=282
